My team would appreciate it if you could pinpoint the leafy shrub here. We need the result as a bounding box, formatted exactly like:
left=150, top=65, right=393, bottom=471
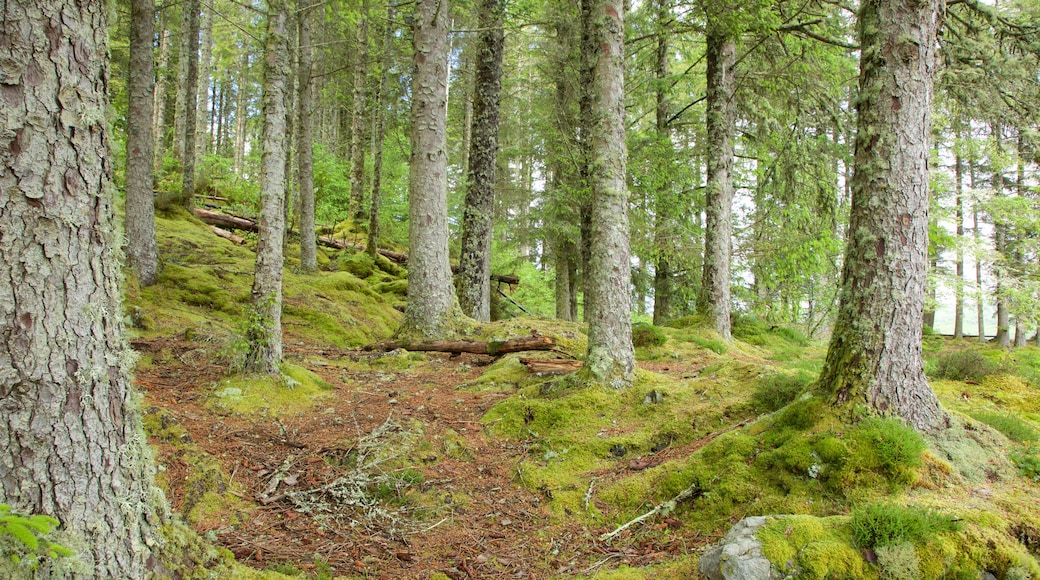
left=850, top=502, right=960, bottom=549
left=752, top=372, right=814, bottom=413
left=930, top=349, right=997, bottom=382
left=0, top=504, right=74, bottom=568
left=631, top=323, right=667, bottom=348
left=969, top=411, right=1039, bottom=443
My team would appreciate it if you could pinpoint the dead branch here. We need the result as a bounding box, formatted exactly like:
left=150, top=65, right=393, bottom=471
left=369, top=334, right=554, bottom=356
left=519, top=358, right=583, bottom=374
left=210, top=225, right=246, bottom=245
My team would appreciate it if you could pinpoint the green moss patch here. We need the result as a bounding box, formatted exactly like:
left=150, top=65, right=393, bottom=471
left=206, top=363, right=333, bottom=417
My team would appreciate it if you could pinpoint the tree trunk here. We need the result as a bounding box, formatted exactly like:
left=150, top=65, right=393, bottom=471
left=180, top=0, right=201, bottom=208
left=954, top=125, right=964, bottom=339
left=152, top=18, right=171, bottom=173
left=247, top=0, right=291, bottom=373
left=698, top=26, right=735, bottom=341
left=233, top=51, right=250, bottom=176
left=368, top=2, right=395, bottom=259
left=971, top=154, right=985, bottom=342
left=992, top=124, right=1010, bottom=348
left=297, top=5, right=317, bottom=273
left=127, top=0, right=161, bottom=287
left=816, top=0, right=946, bottom=433
left=555, top=240, right=575, bottom=322
left=349, top=1, right=371, bottom=223
left=397, top=0, right=461, bottom=340
left=0, top=1, right=165, bottom=574
left=194, top=4, right=214, bottom=157
left=458, top=0, right=506, bottom=322
left=1014, top=131, right=1028, bottom=348
left=582, top=0, right=634, bottom=389
left=651, top=0, right=672, bottom=326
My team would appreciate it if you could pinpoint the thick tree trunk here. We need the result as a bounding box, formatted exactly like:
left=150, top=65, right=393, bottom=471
left=698, top=26, right=735, bottom=340
left=127, top=0, right=161, bottom=287
left=349, top=1, right=371, bottom=223
left=582, top=0, right=634, bottom=389
left=0, top=1, right=165, bottom=574
left=194, top=4, right=214, bottom=156
left=458, top=0, right=506, bottom=322
left=368, top=4, right=395, bottom=259
left=153, top=19, right=171, bottom=173
left=247, top=0, right=291, bottom=373
left=816, top=0, right=946, bottom=433
left=297, top=5, right=317, bottom=273
left=555, top=240, right=574, bottom=322
left=180, top=0, right=201, bottom=208
left=397, top=0, right=461, bottom=340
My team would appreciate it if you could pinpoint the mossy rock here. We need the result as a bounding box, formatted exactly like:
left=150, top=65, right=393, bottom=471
left=373, top=279, right=408, bottom=296
left=337, top=252, right=376, bottom=278
left=206, top=363, right=333, bottom=417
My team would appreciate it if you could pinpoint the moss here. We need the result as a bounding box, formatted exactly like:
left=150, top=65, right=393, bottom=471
left=631, top=323, right=667, bottom=348
left=441, top=428, right=473, bottom=461
left=757, top=515, right=867, bottom=579
left=206, top=363, right=333, bottom=417
left=337, top=252, right=376, bottom=278
left=373, top=279, right=408, bottom=296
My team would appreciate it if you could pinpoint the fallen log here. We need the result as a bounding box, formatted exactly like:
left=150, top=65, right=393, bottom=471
left=518, top=358, right=583, bottom=374
left=195, top=207, right=257, bottom=232
left=210, top=226, right=246, bottom=245
left=369, top=334, right=554, bottom=356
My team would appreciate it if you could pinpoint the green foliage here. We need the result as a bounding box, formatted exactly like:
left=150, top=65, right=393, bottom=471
left=631, top=323, right=666, bottom=348
left=968, top=410, right=1038, bottom=443
left=1010, top=444, right=1040, bottom=481
left=930, top=349, right=997, bottom=381
left=0, top=504, right=74, bottom=569
left=848, top=418, right=926, bottom=485
left=850, top=502, right=960, bottom=549
left=751, top=372, right=814, bottom=412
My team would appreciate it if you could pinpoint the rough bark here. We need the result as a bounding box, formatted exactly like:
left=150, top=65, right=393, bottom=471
left=652, top=0, right=672, bottom=326
left=816, top=0, right=947, bottom=433
left=349, top=0, right=371, bottom=223
left=698, top=26, right=736, bottom=341
left=297, top=5, right=317, bottom=272
left=582, top=0, right=634, bottom=389
left=368, top=3, right=395, bottom=259
left=152, top=19, right=171, bottom=173
left=555, top=241, right=574, bottom=322
left=521, top=358, right=584, bottom=374
left=397, top=0, right=462, bottom=340
left=127, top=0, right=161, bottom=287
left=180, top=0, right=201, bottom=208
left=247, top=0, right=291, bottom=374
left=458, top=0, right=506, bottom=322
left=0, top=1, right=165, bottom=574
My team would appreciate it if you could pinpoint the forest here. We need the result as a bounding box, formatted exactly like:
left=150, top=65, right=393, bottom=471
left=3, top=0, right=1040, bottom=578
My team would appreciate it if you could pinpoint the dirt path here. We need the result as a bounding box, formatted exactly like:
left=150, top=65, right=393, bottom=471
left=135, top=338, right=689, bottom=579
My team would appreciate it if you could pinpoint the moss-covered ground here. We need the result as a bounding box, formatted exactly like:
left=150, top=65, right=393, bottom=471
left=123, top=212, right=1040, bottom=579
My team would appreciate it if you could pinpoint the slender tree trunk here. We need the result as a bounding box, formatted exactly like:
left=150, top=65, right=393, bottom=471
left=583, top=0, right=634, bottom=388
left=233, top=52, right=250, bottom=176
left=173, top=4, right=190, bottom=164
left=297, top=5, right=317, bottom=272
left=349, top=0, right=371, bottom=223
left=180, top=0, right=201, bottom=208
left=283, top=18, right=297, bottom=236
left=1014, top=131, right=1028, bottom=348
left=698, top=25, right=736, bottom=340
left=247, top=0, right=291, bottom=373
left=992, top=124, right=1010, bottom=348
left=368, top=3, right=395, bottom=259
left=816, top=0, right=946, bottom=433
left=397, top=0, right=461, bottom=339
left=954, top=125, right=964, bottom=339
left=971, top=154, right=986, bottom=342
left=153, top=19, right=171, bottom=173
left=652, top=0, right=673, bottom=326
left=127, top=0, right=161, bottom=287
left=458, top=0, right=506, bottom=322
left=555, top=240, right=574, bottom=321
left=578, top=0, right=595, bottom=322
left=0, top=1, right=166, bottom=574
left=195, top=4, right=214, bottom=157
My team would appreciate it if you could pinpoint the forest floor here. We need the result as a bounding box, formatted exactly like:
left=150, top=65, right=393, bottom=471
left=134, top=336, right=718, bottom=579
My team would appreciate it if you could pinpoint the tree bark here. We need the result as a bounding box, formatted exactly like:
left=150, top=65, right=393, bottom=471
left=971, top=154, right=985, bottom=342
left=349, top=0, right=371, bottom=223
left=233, top=51, right=250, bottom=176
left=0, top=1, right=165, bottom=574
left=194, top=4, right=214, bottom=156
left=397, top=0, right=462, bottom=340
left=954, top=124, right=964, bottom=339
left=127, top=0, right=161, bottom=287
left=652, top=0, right=673, bottom=326
left=373, top=335, right=554, bottom=355
left=992, top=124, right=1010, bottom=349
left=368, top=2, right=395, bottom=259
left=297, top=5, right=317, bottom=272
left=180, top=0, right=201, bottom=208
left=152, top=17, right=171, bottom=173
left=582, top=0, right=634, bottom=389
left=816, top=0, right=946, bottom=433
left=698, top=25, right=735, bottom=341
left=247, top=0, right=291, bottom=373
left=458, top=0, right=506, bottom=322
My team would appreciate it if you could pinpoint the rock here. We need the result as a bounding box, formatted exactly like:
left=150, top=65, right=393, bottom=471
left=699, top=516, right=778, bottom=580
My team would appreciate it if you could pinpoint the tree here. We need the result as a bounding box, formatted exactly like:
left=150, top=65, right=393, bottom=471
left=126, top=0, right=160, bottom=286
left=368, top=2, right=396, bottom=259
left=297, top=4, right=318, bottom=273
left=0, top=0, right=165, bottom=574
left=397, top=0, right=462, bottom=339
left=582, top=0, right=635, bottom=388
left=349, top=0, right=371, bottom=223
left=457, top=0, right=506, bottom=322
left=246, top=0, right=291, bottom=373
left=180, top=0, right=201, bottom=208
left=816, top=0, right=947, bottom=433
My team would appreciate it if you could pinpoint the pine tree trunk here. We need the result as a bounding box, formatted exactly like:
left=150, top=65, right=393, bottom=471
left=127, top=0, right=161, bottom=287
left=458, top=0, right=505, bottom=323
left=247, top=0, right=291, bottom=373
left=152, top=19, right=171, bottom=173
left=173, top=3, right=190, bottom=164
left=180, top=0, right=201, bottom=208
left=349, top=1, right=370, bottom=223
left=233, top=51, right=250, bottom=176
left=993, top=125, right=1010, bottom=348
left=652, top=0, right=672, bottom=326
left=971, top=155, right=985, bottom=342
left=816, top=0, right=946, bottom=433
left=194, top=4, right=214, bottom=157
left=698, top=26, right=735, bottom=341
left=368, top=3, right=395, bottom=259
left=297, top=5, right=317, bottom=273
left=397, top=0, right=460, bottom=340
left=0, top=1, right=166, bottom=574
left=583, top=0, right=634, bottom=388
left=954, top=126, right=964, bottom=339
left=555, top=240, right=573, bottom=322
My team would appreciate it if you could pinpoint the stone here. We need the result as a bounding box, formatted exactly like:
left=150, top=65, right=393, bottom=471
left=699, top=516, right=778, bottom=580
